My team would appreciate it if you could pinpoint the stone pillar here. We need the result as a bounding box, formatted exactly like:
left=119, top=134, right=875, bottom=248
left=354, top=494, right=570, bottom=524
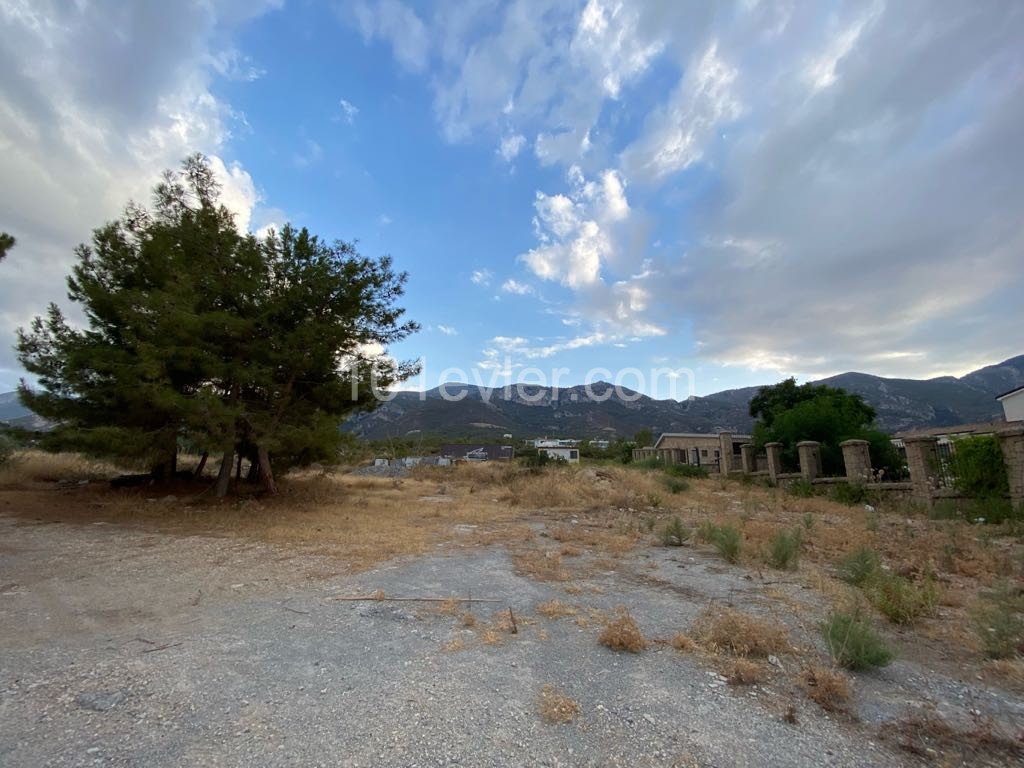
left=840, top=439, right=872, bottom=484
left=903, top=436, right=938, bottom=507
left=797, top=441, right=822, bottom=480
left=996, top=424, right=1024, bottom=510
left=718, top=431, right=733, bottom=475
left=765, top=442, right=783, bottom=484
left=740, top=443, right=757, bottom=474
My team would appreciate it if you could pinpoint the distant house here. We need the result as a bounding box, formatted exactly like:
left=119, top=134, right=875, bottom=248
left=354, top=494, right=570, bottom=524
left=891, top=420, right=1006, bottom=448
left=541, top=446, right=580, bottom=464
left=997, top=385, right=1024, bottom=423
left=438, top=444, right=514, bottom=462
left=653, top=432, right=751, bottom=467
left=531, top=437, right=578, bottom=448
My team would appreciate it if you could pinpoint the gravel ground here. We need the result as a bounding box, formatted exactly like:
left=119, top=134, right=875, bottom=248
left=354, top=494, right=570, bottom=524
left=0, top=513, right=1021, bottom=767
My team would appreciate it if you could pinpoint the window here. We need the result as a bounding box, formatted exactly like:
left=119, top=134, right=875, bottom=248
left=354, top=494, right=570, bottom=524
left=714, top=450, right=720, bottom=458
left=701, top=449, right=708, bottom=457
left=569, top=450, right=578, bottom=459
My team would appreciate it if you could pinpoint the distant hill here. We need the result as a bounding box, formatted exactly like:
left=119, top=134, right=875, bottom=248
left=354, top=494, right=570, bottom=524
left=344, top=355, right=1024, bottom=440
left=4, top=354, right=1022, bottom=441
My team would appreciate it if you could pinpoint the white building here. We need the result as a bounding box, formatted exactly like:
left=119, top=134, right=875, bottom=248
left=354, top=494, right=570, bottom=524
left=997, top=385, right=1024, bottom=423
left=542, top=446, right=580, bottom=463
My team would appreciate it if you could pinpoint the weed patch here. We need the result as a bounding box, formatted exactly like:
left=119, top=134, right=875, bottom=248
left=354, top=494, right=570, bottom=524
left=693, top=607, right=790, bottom=657
left=698, top=523, right=742, bottom=563
left=836, top=547, right=881, bottom=586
left=767, top=527, right=803, bottom=570
left=802, top=665, right=851, bottom=712
left=822, top=612, right=892, bottom=671
left=660, top=517, right=691, bottom=547
left=537, top=684, right=580, bottom=724
left=598, top=607, right=647, bottom=652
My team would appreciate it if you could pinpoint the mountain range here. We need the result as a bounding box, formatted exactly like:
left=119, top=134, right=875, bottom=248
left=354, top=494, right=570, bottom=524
left=3, top=354, right=1022, bottom=441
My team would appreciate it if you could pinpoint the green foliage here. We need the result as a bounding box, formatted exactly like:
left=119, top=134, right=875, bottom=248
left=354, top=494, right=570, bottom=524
left=837, top=547, right=881, bottom=586
left=660, top=517, right=691, bottom=547
left=0, top=231, right=14, bottom=262
left=950, top=436, right=1009, bottom=500
left=822, top=612, right=893, bottom=671
left=634, top=428, right=654, bottom=448
left=665, top=463, right=709, bottom=479
left=973, top=581, right=1024, bottom=659
left=787, top=479, right=816, bottom=498
left=929, top=496, right=1020, bottom=525
left=16, top=155, right=419, bottom=493
left=751, top=378, right=900, bottom=477
left=0, top=434, right=14, bottom=466
left=768, top=527, right=803, bottom=570
left=663, top=477, right=689, bottom=494
left=633, top=457, right=664, bottom=470
left=699, top=523, right=742, bottom=563
left=520, top=450, right=566, bottom=469
left=830, top=482, right=877, bottom=506
left=864, top=571, right=939, bottom=625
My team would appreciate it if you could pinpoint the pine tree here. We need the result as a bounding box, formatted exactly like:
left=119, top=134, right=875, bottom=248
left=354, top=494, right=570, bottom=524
left=0, top=232, right=14, bottom=261
left=17, top=155, right=418, bottom=494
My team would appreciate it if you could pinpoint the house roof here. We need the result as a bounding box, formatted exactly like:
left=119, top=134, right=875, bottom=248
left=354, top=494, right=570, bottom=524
left=893, top=420, right=1006, bottom=439
left=438, top=444, right=513, bottom=461
left=996, top=384, right=1024, bottom=401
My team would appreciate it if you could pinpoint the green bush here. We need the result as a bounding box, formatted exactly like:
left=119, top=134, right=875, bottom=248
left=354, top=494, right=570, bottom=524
left=864, top=571, right=939, bottom=625
left=660, top=517, right=692, bottom=547
left=787, top=479, right=816, bottom=498
left=836, top=547, right=881, bottom=586
left=633, top=457, right=664, bottom=470
left=950, top=435, right=1009, bottom=500
left=665, top=463, right=709, bottom=479
left=830, top=482, right=876, bottom=506
left=962, top=496, right=1019, bottom=525
left=973, top=581, right=1024, bottom=659
left=823, top=612, right=893, bottom=671
left=768, top=527, right=803, bottom=570
left=699, top=523, right=742, bottom=563
left=0, top=434, right=14, bottom=467
left=663, top=477, right=689, bottom=494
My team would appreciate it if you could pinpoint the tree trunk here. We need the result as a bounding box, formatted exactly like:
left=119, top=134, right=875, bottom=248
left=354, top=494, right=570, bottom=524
left=215, top=450, right=233, bottom=498
left=257, top=445, right=277, bottom=495
left=235, top=453, right=243, bottom=481
left=193, top=452, right=208, bottom=479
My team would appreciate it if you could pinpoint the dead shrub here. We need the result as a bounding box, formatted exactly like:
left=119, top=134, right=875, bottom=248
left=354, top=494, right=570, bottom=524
left=537, top=684, right=581, bottom=724
left=671, top=632, right=698, bottom=652
left=460, top=611, right=477, bottom=627
left=437, top=597, right=460, bottom=616
left=598, top=607, right=647, bottom=652
left=802, top=665, right=851, bottom=712
left=693, top=606, right=790, bottom=657
left=537, top=599, right=578, bottom=619
left=725, top=658, right=765, bottom=686
left=881, top=713, right=1024, bottom=764
left=511, top=550, right=570, bottom=581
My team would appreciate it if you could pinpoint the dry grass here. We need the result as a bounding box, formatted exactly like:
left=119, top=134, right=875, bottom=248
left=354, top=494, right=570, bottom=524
left=692, top=606, right=790, bottom=658
left=460, top=611, right=477, bottom=627
left=724, top=658, right=766, bottom=686
left=671, top=632, right=698, bottom=652
left=598, top=607, right=647, bottom=652
left=0, top=450, right=126, bottom=485
left=881, top=713, right=1024, bottom=764
left=537, top=684, right=580, bottom=724
left=801, top=665, right=851, bottom=712
left=441, top=636, right=466, bottom=652
left=983, top=659, right=1024, bottom=692
left=536, top=599, right=578, bottom=619
left=510, top=550, right=571, bottom=581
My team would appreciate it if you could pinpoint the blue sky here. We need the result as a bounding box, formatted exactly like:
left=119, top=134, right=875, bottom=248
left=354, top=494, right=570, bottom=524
left=2, top=1, right=1022, bottom=398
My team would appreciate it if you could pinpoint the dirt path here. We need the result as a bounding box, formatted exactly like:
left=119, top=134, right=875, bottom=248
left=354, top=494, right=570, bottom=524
left=0, top=511, right=1021, bottom=767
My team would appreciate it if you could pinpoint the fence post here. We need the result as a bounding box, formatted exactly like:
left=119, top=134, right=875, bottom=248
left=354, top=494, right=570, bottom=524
left=718, top=431, right=733, bottom=475
left=903, top=436, right=938, bottom=508
left=765, top=442, right=783, bottom=484
left=840, top=439, right=872, bottom=484
left=996, top=424, right=1024, bottom=510
left=797, top=441, right=822, bottom=480
left=740, top=443, right=757, bottom=474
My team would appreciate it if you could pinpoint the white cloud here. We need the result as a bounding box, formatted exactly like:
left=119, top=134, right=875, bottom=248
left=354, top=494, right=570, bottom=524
left=339, top=98, right=359, bottom=123
left=208, top=156, right=259, bottom=233
left=209, top=48, right=266, bottom=82
left=501, top=279, right=534, bottom=295
left=378, top=213, right=393, bottom=226
left=436, top=324, right=458, bottom=336
left=470, top=268, right=493, bottom=286
left=348, top=0, right=430, bottom=73
left=497, top=132, right=526, bottom=162
left=292, top=138, right=323, bottom=168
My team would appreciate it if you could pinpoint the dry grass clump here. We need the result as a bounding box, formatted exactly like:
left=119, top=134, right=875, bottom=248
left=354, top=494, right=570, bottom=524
left=441, top=636, right=466, bottom=652
left=881, top=713, right=1024, bottom=764
left=537, top=684, right=581, bottom=724
left=598, top=607, right=647, bottom=652
left=801, top=665, right=851, bottom=712
left=693, top=606, right=790, bottom=657
left=511, top=549, right=570, bottom=581
left=984, top=659, right=1024, bottom=691
left=537, top=599, right=578, bottom=619
left=460, top=611, right=477, bottom=627
left=671, top=632, right=698, bottom=652
left=437, top=597, right=461, bottom=616
left=0, top=450, right=126, bottom=486
left=725, top=658, right=765, bottom=686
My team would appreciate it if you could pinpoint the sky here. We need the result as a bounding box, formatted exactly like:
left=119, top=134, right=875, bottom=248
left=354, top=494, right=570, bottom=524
left=1, top=0, right=1022, bottom=399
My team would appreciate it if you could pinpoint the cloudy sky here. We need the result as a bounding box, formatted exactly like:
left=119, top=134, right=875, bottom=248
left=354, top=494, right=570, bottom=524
left=1, top=0, right=1022, bottom=398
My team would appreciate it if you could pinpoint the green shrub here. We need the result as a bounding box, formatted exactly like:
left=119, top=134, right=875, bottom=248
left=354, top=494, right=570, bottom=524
left=865, top=571, right=939, bottom=625
left=787, top=479, right=816, bottom=498
left=663, top=477, right=689, bottom=494
left=823, top=612, right=893, bottom=671
left=634, top=457, right=665, bottom=470
left=973, top=581, right=1024, bottom=659
left=768, top=527, right=803, bottom=570
left=0, top=434, right=14, bottom=467
left=660, top=517, right=691, bottom=547
left=830, top=482, right=875, bottom=506
left=699, top=523, right=742, bottom=563
left=950, top=435, right=1009, bottom=500
left=836, top=547, right=881, bottom=586
left=929, top=499, right=961, bottom=520
left=665, top=464, right=709, bottom=479
left=962, top=496, right=1019, bottom=525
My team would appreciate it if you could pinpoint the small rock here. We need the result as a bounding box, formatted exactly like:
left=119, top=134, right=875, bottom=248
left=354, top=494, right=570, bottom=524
left=75, top=690, right=126, bottom=712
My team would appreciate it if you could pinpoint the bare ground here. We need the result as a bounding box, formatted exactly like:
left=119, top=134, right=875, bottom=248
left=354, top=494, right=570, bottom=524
left=0, top=468, right=1022, bottom=767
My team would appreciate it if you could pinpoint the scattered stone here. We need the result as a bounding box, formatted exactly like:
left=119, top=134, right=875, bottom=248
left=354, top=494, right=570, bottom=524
left=75, top=691, right=126, bottom=712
